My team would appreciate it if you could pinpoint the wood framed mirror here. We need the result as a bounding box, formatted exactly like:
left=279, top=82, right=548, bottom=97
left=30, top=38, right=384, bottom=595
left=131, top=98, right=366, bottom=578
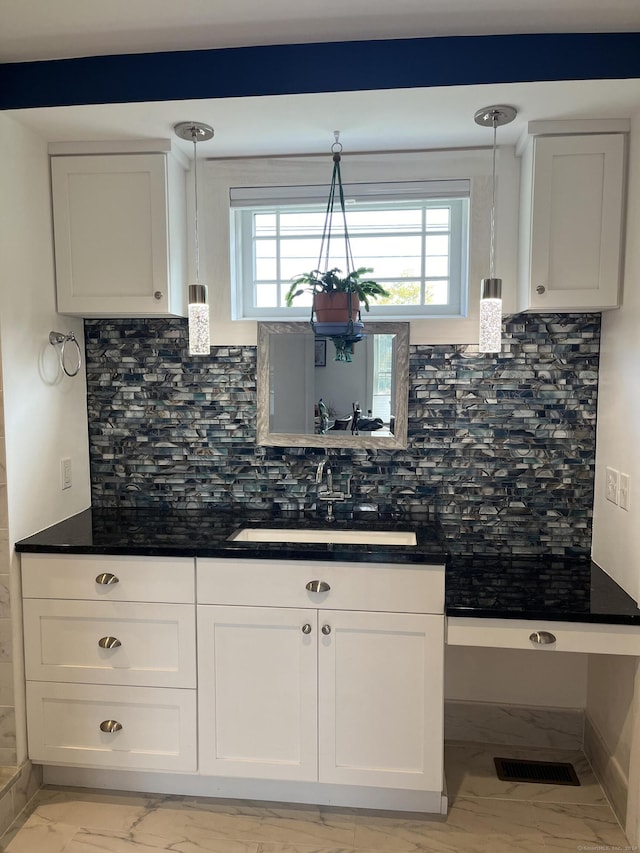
left=256, top=322, right=409, bottom=449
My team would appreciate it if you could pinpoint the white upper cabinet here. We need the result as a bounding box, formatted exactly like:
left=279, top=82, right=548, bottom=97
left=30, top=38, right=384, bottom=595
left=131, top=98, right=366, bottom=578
left=518, top=126, right=627, bottom=312
left=51, top=149, right=187, bottom=317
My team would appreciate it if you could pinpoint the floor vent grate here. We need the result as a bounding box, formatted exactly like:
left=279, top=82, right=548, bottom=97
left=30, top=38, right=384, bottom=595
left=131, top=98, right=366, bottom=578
left=494, top=757, right=580, bottom=786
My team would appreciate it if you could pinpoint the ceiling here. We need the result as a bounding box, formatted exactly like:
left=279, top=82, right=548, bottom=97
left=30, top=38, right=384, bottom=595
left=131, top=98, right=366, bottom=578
left=3, top=1, right=640, bottom=158
left=3, top=0, right=640, bottom=63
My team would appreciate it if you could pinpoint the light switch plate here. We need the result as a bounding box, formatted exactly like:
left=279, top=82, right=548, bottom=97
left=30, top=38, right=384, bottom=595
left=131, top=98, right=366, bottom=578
left=605, top=466, right=619, bottom=504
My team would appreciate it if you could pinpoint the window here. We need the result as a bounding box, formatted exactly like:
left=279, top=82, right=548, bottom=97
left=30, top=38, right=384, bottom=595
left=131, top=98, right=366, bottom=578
left=231, top=180, right=469, bottom=320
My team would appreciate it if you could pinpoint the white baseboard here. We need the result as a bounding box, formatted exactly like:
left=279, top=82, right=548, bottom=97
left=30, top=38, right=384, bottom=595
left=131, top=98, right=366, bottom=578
left=584, top=713, right=628, bottom=828
left=43, top=765, right=446, bottom=814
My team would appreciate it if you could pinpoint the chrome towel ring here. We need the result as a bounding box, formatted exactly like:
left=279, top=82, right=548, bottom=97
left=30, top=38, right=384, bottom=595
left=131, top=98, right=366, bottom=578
left=49, top=330, right=82, bottom=377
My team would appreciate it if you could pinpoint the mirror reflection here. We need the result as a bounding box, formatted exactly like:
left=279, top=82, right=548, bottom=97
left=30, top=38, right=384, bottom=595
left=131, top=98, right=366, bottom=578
left=257, top=322, right=409, bottom=449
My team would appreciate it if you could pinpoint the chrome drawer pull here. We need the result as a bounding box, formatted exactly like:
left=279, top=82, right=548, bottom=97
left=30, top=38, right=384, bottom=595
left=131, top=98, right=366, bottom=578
left=301, top=623, right=312, bottom=634
left=95, top=572, right=119, bottom=585
left=98, top=636, right=122, bottom=649
left=306, top=580, right=330, bottom=593
left=529, top=631, right=556, bottom=645
left=322, top=624, right=332, bottom=636
left=99, top=719, right=123, bottom=733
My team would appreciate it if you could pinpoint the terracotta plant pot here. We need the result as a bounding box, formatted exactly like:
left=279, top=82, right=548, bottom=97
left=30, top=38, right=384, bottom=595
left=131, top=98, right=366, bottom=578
left=313, top=292, right=361, bottom=323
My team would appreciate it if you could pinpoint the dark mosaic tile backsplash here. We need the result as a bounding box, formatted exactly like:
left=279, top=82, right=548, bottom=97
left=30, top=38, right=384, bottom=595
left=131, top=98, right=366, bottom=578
left=85, top=313, right=600, bottom=557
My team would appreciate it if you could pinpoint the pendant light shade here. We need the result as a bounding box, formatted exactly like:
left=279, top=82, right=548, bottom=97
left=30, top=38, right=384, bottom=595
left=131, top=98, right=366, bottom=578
left=474, top=105, right=517, bottom=354
left=174, top=121, right=214, bottom=356
left=188, top=284, right=210, bottom=356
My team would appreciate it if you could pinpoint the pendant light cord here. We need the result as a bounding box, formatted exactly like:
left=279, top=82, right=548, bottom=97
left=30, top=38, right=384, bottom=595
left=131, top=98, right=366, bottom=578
left=490, top=115, right=497, bottom=280
left=192, top=134, right=200, bottom=285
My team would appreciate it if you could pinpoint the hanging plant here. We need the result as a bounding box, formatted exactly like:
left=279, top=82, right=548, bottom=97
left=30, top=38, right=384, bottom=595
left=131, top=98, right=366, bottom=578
left=285, top=267, right=389, bottom=317
left=284, top=135, right=389, bottom=356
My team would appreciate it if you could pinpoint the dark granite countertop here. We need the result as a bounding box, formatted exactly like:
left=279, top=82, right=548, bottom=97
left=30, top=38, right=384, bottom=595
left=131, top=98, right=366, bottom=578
left=15, top=508, right=640, bottom=626
left=446, top=556, right=640, bottom=625
left=15, top=506, right=446, bottom=565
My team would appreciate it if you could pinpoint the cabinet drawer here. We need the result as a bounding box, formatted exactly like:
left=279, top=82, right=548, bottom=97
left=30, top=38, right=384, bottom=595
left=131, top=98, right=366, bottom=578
left=26, top=681, right=196, bottom=772
left=23, top=600, right=196, bottom=687
left=447, top=617, right=640, bottom=656
left=21, top=554, right=195, bottom=603
left=197, top=558, right=444, bottom=614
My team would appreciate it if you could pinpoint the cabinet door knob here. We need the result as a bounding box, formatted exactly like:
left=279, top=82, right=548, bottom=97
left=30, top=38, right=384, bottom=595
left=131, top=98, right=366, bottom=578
left=536, top=285, right=546, bottom=295
left=154, top=291, right=163, bottom=300
left=99, top=719, right=123, bottom=733
left=301, top=623, right=312, bottom=634
left=529, top=631, right=556, bottom=645
left=98, top=636, right=122, bottom=649
left=306, top=580, right=330, bottom=593
left=321, top=624, right=332, bottom=635
left=95, top=572, right=119, bottom=585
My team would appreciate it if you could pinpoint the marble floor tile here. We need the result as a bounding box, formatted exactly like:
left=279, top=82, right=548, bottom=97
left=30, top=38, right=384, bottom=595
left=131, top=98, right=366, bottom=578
left=445, top=742, right=608, bottom=805
left=28, top=789, right=162, bottom=835
left=133, top=802, right=356, bottom=848
left=353, top=797, right=544, bottom=852
left=0, top=743, right=633, bottom=853
left=3, top=813, right=77, bottom=853
left=65, top=827, right=261, bottom=852
left=258, top=845, right=357, bottom=853
left=530, top=801, right=631, bottom=851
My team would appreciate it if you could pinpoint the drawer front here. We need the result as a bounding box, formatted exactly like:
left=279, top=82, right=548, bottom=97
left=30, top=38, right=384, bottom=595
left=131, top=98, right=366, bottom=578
left=21, top=554, right=195, bottom=603
left=197, top=558, right=444, bottom=614
left=23, top=600, right=196, bottom=688
left=447, top=617, right=640, bottom=656
left=26, top=681, right=197, bottom=772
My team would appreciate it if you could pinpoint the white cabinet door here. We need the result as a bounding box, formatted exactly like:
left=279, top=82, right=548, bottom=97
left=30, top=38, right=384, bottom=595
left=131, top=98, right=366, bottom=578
left=51, top=153, right=186, bottom=317
left=318, top=610, right=444, bottom=791
left=197, top=605, right=318, bottom=781
left=519, top=133, right=625, bottom=311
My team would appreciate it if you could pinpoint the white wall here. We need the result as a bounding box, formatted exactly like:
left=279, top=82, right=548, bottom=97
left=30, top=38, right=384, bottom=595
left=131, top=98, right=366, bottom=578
left=587, top=655, right=635, bottom=773
left=592, top=113, right=640, bottom=602
left=590, top=109, right=640, bottom=846
left=445, top=646, right=587, bottom=708
left=0, top=112, right=91, bottom=762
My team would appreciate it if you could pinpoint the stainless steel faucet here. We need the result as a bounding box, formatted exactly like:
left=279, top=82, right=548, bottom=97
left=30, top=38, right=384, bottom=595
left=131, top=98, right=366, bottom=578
left=315, top=458, right=351, bottom=520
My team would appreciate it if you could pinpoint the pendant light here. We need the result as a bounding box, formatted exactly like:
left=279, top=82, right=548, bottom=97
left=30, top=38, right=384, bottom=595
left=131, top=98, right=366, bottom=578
left=474, top=105, right=517, bottom=353
left=174, top=121, right=215, bottom=355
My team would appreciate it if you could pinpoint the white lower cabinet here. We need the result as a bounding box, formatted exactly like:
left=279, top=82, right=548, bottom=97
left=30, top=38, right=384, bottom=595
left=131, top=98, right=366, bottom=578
left=21, top=554, right=197, bottom=773
left=21, top=552, right=445, bottom=807
left=196, top=557, right=445, bottom=796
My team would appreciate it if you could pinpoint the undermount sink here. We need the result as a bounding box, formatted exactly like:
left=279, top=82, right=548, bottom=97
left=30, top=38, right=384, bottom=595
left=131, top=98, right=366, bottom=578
left=228, top=527, right=417, bottom=546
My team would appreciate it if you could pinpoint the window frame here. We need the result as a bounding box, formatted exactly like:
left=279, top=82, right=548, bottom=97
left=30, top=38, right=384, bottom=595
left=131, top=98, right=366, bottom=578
left=232, top=188, right=470, bottom=321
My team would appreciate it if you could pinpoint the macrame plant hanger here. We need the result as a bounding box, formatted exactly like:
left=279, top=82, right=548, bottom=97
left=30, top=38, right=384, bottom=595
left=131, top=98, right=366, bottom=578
left=311, top=132, right=363, bottom=362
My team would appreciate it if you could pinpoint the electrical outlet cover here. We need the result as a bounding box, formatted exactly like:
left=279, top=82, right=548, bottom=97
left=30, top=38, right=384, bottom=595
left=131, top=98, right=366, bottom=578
left=619, top=473, right=630, bottom=511
left=605, top=466, right=619, bottom=504
left=61, top=457, right=72, bottom=490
